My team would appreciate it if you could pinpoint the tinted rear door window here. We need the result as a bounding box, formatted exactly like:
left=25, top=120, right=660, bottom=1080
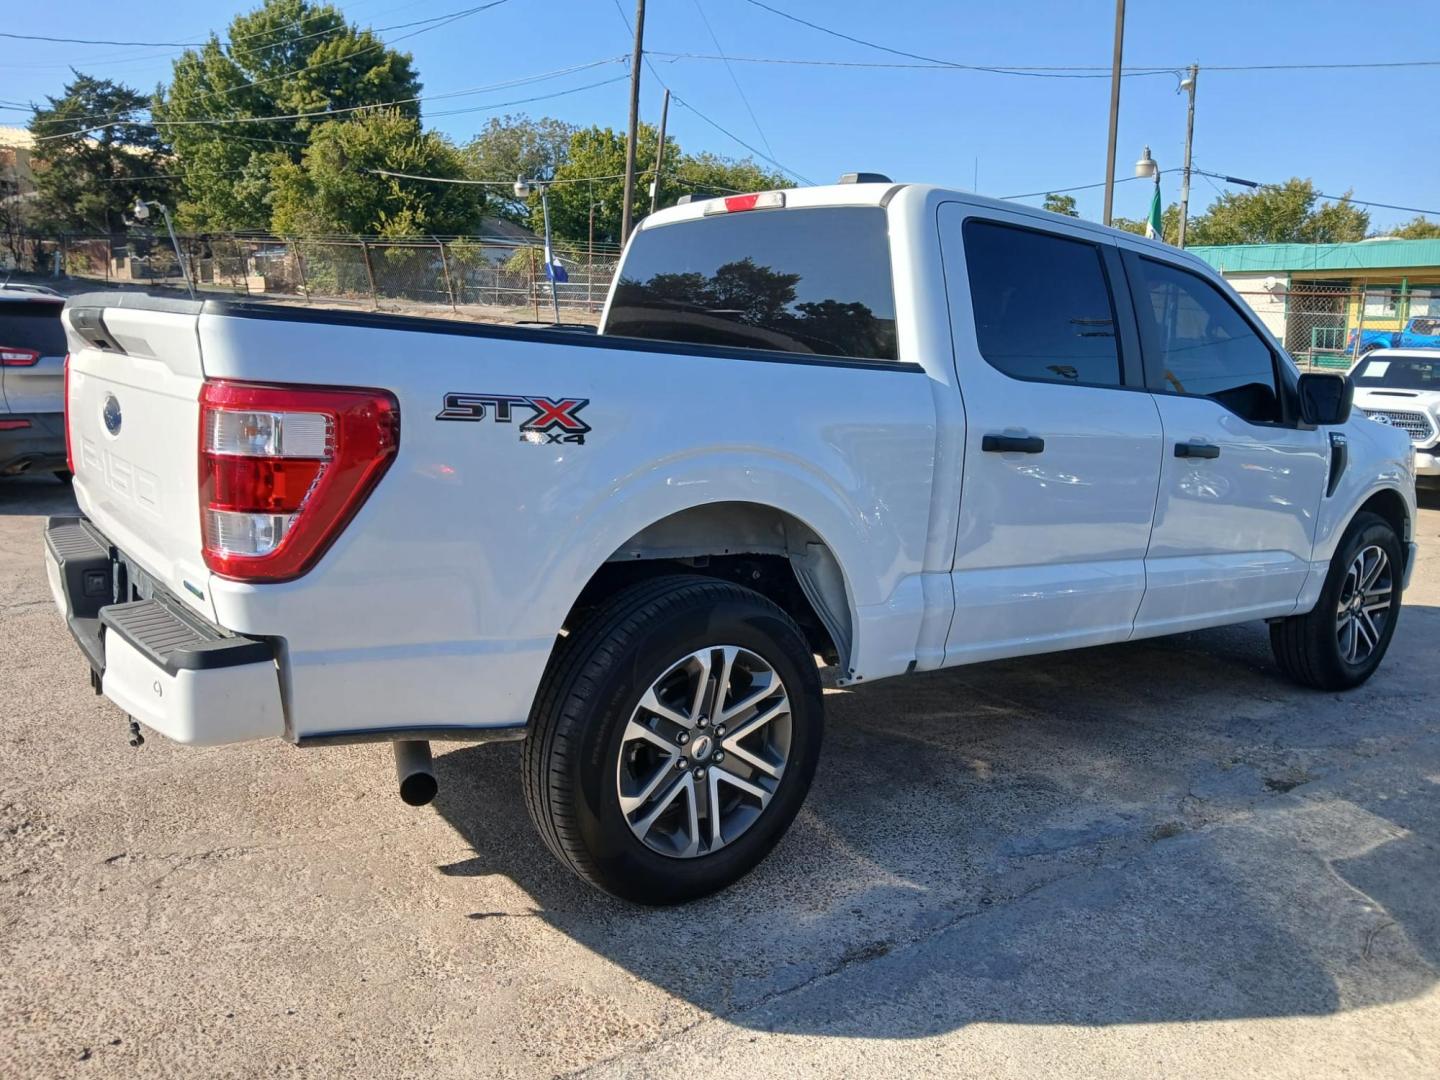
left=0, top=302, right=66, bottom=357
left=605, top=206, right=898, bottom=361
left=962, top=220, right=1123, bottom=387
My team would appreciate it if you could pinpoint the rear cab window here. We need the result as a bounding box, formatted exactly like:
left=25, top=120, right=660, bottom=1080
left=603, top=206, right=898, bottom=362
left=0, top=299, right=67, bottom=359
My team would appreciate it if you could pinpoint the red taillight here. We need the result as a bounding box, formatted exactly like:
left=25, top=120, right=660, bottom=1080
left=198, top=381, right=399, bottom=582
left=705, top=191, right=786, bottom=216
left=0, top=418, right=31, bottom=431
left=63, top=353, right=74, bottom=473
left=1, top=346, right=40, bottom=366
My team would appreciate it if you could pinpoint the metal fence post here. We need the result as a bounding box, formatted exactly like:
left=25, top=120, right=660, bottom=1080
left=235, top=236, right=251, bottom=297
left=436, top=237, right=457, bottom=312
left=529, top=246, right=540, bottom=321
left=1351, top=290, right=1366, bottom=365
left=290, top=238, right=311, bottom=304
left=359, top=240, right=379, bottom=310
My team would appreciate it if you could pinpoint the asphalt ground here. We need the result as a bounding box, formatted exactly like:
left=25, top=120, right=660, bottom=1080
left=3, top=473, right=1437, bottom=1078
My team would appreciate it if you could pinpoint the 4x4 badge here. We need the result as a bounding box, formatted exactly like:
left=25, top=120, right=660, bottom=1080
left=436, top=393, right=590, bottom=444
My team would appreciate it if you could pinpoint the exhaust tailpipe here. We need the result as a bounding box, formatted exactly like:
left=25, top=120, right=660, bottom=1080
left=394, top=740, right=437, bottom=806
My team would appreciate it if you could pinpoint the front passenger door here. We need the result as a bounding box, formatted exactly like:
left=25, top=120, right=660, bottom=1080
left=1125, top=252, right=1329, bottom=636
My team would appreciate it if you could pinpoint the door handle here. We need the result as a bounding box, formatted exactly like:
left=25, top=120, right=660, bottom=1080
left=982, top=433, right=1045, bottom=454
left=1174, top=441, right=1220, bottom=459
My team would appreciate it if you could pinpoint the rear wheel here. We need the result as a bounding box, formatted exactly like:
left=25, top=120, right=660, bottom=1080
left=1270, top=511, right=1403, bottom=690
left=522, top=575, right=824, bottom=904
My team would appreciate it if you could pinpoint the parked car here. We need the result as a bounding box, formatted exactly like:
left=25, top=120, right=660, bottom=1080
left=1351, top=348, right=1440, bottom=485
left=1348, top=315, right=1440, bottom=355
left=1, top=287, right=68, bottom=480
left=46, top=182, right=1417, bottom=903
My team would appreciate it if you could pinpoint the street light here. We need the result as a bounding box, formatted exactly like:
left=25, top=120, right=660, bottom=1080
left=1134, top=147, right=1165, bottom=241
left=132, top=198, right=194, bottom=299
left=1134, top=146, right=1160, bottom=182
left=515, top=176, right=562, bottom=325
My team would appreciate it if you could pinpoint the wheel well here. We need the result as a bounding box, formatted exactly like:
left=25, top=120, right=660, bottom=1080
left=564, top=502, right=852, bottom=669
left=1357, top=487, right=1409, bottom=546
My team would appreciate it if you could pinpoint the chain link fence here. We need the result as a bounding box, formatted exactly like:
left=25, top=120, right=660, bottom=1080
left=5, top=232, right=622, bottom=326
left=1231, top=283, right=1440, bottom=372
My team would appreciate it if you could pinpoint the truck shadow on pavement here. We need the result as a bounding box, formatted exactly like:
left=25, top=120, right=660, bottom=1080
left=0, top=474, right=78, bottom=517
left=432, top=607, right=1440, bottom=1038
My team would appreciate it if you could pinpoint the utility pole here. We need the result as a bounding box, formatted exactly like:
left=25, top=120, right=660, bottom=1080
left=649, top=87, right=671, bottom=216
left=1101, top=0, right=1126, bottom=226
left=620, top=0, right=646, bottom=244
left=1177, top=64, right=1199, bottom=249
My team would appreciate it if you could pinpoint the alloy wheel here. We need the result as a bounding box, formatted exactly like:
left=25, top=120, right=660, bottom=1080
left=1336, top=544, right=1393, bottom=664
left=617, top=645, right=792, bottom=858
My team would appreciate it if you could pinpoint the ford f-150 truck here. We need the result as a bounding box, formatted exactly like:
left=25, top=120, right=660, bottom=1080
left=46, top=181, right=1418, bottom=903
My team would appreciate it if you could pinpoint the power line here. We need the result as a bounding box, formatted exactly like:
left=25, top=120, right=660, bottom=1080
left=649, top=50, right=1440, bottom=76
left=737, top=0, right=1174, bottom=79
left=28, top=1, right=517, bottom=131
left=670, top=94, right=814, bottom=185
left=1193, top=169, right=1440, bottom=217
left=0, top=1, right=510, bottom=50
left=691, top=0, right=775, bottom=161
left=609, top=0, right=810, bottom=185
left=1003, top=176, right=1144, bottom=200
left=34, top=60, right=627, bottom=140
left=372, top=169, right=627, bottom=185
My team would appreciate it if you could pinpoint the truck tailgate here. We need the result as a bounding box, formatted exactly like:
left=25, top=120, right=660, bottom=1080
left=65, top=299, right=214, bottom=620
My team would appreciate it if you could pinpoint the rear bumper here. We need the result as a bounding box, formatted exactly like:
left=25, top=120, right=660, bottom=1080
left=44, top=516, right=286, bottom=745
left=1, top=413, right=66, bottom=475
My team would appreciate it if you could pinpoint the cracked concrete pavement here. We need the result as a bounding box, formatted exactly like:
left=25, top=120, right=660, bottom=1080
left=2, top=473, right=1438, bottom=1078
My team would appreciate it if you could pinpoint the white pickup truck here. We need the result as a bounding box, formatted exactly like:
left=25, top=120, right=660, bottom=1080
left=47, top=181, right=1417, bottom=903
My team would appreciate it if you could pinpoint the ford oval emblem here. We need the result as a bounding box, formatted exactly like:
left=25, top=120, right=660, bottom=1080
left=102, top=393, right=122, bottom=436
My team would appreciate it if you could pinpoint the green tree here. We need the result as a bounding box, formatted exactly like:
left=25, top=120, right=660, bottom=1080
left=670, top=151, right=787, bottom=204
left=462, top=114, right=576, bottom=223
left=538, top=124, right=672, bottom=244
left=1183, top=179, right=1369, bottom=245
left=1042, top=193, right=1078, bottom=217
left=270, top=110, right=482, bottom=236
left=27, top=73, right=172, bottom=233
left=539, top=123, right=789, bottom=244
left=1388, top=216, right=1440, bottom=240
left=154, top=0, right=421, bottom=230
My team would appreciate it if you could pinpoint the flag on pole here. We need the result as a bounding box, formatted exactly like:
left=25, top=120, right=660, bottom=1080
left=1145, top=182, right=1163, bottom=240
left=543, top=233, right=568, bottom=284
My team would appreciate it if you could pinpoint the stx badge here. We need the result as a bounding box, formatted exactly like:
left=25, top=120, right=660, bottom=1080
left=436, top=393, right=591, bottom=444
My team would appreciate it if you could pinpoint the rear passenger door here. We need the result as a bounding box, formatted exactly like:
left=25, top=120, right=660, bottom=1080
left=938, top=206, right=1165, bottom=664
left=1122, top=251, right=1329, bottom=633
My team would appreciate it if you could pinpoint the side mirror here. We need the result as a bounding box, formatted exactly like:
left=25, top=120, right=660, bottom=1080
left=1297, top=372, right=1353, bottom=426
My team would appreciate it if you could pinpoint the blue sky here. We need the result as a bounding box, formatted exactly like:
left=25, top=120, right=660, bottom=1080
left=3, top=0, right=1436, bottom=231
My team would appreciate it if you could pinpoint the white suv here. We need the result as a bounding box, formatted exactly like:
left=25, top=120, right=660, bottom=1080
left=1, top=288, right=68, bottom=480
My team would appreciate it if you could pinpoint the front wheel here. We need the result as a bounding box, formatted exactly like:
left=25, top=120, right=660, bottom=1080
left=522, top=575, right=824, bottom=904
left=1270, top=511, right=1404, bottom=690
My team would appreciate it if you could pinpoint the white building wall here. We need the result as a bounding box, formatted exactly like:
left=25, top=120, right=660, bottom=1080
left=1221, top=271, right=1289, bottom=339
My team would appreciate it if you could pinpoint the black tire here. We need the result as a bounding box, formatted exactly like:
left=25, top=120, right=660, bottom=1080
left=53, top=470, right=73, bottom=485
left=1270, top=511, right=1404, bottom=690
left=522, top=575, right=824, bottom=904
